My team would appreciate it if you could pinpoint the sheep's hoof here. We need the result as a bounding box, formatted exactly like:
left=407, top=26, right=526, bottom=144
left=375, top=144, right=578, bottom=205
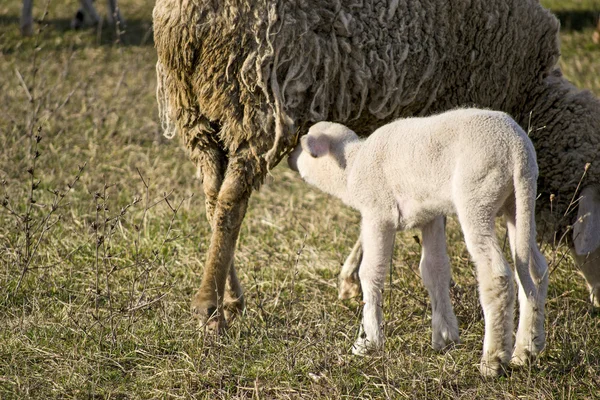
left=589, top=286, right=600, bottom=308
left=191, top=295, right=227, bottom=333
left=224, top=293, right=245, bottom=322
left=338, top=276, right=361, bottom=300
left=479, top=354, right=509, bottom=377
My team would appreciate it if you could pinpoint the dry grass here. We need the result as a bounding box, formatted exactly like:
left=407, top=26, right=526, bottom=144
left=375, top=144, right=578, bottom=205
left=0, top=0, right=599, bottom=398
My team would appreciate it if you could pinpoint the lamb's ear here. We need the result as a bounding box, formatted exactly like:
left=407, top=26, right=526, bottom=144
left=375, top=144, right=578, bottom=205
left=573, top=186, right=600, bottom=255
left=301, top=134, right=330, bottom=158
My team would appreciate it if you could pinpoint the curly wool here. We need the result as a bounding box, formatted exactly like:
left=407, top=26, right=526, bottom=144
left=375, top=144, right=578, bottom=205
left=154, top=0, right=598, bottom=230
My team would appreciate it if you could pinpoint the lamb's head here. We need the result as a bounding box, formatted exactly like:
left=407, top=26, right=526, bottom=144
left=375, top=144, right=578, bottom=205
left=288, top=122, right=360, bottom=201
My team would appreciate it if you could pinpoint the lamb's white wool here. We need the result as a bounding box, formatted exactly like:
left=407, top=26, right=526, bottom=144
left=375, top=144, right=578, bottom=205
left=289, top=108, right=549, bottom=376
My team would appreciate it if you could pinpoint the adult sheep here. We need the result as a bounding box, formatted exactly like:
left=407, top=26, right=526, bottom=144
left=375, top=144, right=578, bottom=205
left=153, top=0, right=600, bottom=330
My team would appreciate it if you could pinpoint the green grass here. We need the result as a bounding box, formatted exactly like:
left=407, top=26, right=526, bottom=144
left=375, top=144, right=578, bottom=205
left=1, top=1, right=600, bottom=398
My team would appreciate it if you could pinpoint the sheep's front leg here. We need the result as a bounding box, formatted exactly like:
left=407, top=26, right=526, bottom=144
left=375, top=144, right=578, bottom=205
left=338, top=239, right=363, bottom=299
left=419, top=217, right=460, bottom=350
left=571, top=186, right=600, bottom=307
left=352, top=218, right=396, bottom=355
left=191, top=151, right=254, bottom=331
left=571, top=249, right=600, bottom=307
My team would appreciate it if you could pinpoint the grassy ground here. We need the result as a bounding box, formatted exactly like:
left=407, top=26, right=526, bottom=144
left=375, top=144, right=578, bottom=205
left=1, top=0, right=599, bottom=398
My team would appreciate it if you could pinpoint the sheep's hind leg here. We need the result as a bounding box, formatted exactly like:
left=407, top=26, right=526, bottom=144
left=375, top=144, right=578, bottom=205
left=198, top=142, right=244, bottom=321
left=339, top=239, right=363, bottom=300
left=457, top=203, right=515, bottom=377
left=419, top=216, right=460, bottom=350
left=191, top=148, right=255, bottom=331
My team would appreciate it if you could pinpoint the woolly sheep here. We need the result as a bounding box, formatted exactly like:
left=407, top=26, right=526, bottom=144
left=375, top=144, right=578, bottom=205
left=287, top=109, right=548, bottom=376
left=20, top=0, right=123, bottom=36
left=153, top=0, right=600, bottom=331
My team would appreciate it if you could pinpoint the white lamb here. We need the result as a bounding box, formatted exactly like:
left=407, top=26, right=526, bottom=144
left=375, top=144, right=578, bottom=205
left=287, top=108, right=549, bottom=377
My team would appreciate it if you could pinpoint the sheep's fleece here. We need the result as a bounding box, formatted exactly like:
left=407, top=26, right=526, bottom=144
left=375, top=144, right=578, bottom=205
left=154, top=0, right=600, bottom=314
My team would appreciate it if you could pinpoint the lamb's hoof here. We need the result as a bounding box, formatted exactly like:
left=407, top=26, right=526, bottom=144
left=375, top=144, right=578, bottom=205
left=351, top=338, right=370, bottom=356
left=338, top=277, right=361, bottom=300
left=191, top=295, right=226, bottom=333
left=479, top=353, right=509, bottom=377
left=351, top=335, right=383, bottom=356
left=512, top=337, right=545, bottom=366
left=224, top=293, right=245, bottom=322
left=511, top=349, right=532, bottom=367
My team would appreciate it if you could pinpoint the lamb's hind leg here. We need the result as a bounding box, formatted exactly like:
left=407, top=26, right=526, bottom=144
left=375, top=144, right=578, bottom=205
left=457, top=204, right=515, bottom=377
left=503, top=201, right=548, bottom=365
left=191, top=146, right=256, bottom=331
left=419, top=216, right=460, bottom=350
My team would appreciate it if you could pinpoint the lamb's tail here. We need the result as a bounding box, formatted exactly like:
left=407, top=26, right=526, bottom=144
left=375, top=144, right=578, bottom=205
left=512, top=136, right=538, bottom=299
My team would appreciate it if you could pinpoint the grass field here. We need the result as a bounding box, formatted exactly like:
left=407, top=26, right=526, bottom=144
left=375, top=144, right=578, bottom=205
left=1, top=1, right=600, bottom=398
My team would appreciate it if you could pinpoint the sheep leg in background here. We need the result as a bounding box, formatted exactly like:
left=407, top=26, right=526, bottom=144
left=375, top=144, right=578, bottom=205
left=197, top=142, right=245, bottom=320
left=191, top=148, right=253, bottom=331
left=571, top=247, right=600, bottom=307
left=352, top=217, right=396, bottom=355
left=20, top=0, right=34, bottom=36
left=571, top=186, right=600, bottom=307
left=419, top=216, right=459, bottom=350
left=503, top=200, right=548, bottom=365
left=72, top=0, right=101, bottom=29
left=338, top=238, right=363, bottom=299
left=71, top=0, right=125, bottom=30
left=105, top=0, right=125, bottom=27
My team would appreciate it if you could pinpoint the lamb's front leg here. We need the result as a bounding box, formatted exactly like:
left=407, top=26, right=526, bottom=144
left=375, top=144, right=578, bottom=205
left=352, top=218, right=396, bottom=355
left=419, top=217, right=460, bottom=350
